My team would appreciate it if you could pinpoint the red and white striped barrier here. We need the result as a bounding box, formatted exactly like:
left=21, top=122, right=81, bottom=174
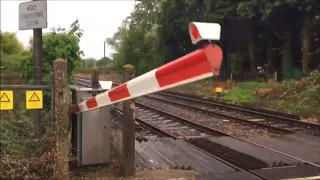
left=74, top=44, right=223, bottom=114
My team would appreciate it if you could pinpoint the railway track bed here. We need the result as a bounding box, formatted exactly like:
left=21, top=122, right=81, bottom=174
left=145, top=93, right=320, bottom=136
left=132, top=103, right=320, bottom=179
left=135, top=103, right=319, bottom=168
left=135, top=137, right=237, bottom=174
left=80, top=78, right=320, bottom=180
left=137, top=97, right=282, bottom=137
left=112, top=109, right=241, bottom=176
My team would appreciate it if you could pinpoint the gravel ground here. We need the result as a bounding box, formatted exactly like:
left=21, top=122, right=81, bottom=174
left=150, top=94, right=252, bottom=117
left=136, top=108, right=210, bottom=138
left=149, top=94, right=320, bottom=136
left=136, top=97, right=278, bottom=138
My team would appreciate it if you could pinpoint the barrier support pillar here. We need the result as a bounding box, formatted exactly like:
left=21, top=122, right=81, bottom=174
left=52, top=59, right=70, bottom=179
left=121, top=64, right=136, bottom=176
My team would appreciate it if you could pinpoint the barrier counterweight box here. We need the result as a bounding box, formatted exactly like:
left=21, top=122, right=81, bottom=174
left=71, top=87, right=111, bottom=166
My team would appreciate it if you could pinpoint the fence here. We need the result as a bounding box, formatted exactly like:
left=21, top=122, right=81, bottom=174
left=0, top=59, right=70, bottom=180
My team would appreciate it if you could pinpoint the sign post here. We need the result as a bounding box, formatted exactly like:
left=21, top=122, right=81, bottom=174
left=19, top=0, right=47, bottom=135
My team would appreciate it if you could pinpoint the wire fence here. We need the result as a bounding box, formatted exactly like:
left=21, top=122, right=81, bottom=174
left=0, top=68, right=59, bottom=179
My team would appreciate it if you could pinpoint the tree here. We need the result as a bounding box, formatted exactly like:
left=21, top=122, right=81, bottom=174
left=96, top=57, right=111, bottom=67
left=80, top=58, right=96, bottom=68
left=107, top=0, right=164, bottom=75
left=108, top=0, right=320, bottom=80
left=0, top=32, right=25, bottom=55
left=22, top=20, right=84, bottom=82
left=0, top=32, right=29, bottom=73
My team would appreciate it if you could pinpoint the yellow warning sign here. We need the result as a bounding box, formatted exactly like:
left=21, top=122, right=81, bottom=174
left=215, top=87, right=223, bottom=93
left=0, top=91, right=13, bottom=110
left=26, top=91, right=43, bottom=109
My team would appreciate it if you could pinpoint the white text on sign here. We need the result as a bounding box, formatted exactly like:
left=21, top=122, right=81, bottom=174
left=26, top=91, right=43, bottom=109
left=0, top=91, right=14, bottom=110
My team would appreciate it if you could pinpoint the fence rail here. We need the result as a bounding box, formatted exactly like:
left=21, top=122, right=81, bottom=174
left=0, top=85, right=52, bottom=90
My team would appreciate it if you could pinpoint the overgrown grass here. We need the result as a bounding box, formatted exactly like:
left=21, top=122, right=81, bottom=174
left=222, top=82, right=269, bottom=103
left=224, top=71, right=320, bottom=118
left=170, top=70, right=320, bottom=120
left=0, top=74, right=68, bottom=179
left=0, top=106, right=34, bottom=157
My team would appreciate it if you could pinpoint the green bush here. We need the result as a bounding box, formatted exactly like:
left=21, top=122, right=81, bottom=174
left=21, top=20, right=84, bottom=83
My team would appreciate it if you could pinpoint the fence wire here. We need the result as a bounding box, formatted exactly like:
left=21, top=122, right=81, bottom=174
left=0, top=68, right=57, bottom=179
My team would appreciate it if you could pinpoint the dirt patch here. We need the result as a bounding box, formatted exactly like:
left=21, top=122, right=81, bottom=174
left=71, top=167, right=198, bottom=180
left=255, top=88, right=274, bottom=98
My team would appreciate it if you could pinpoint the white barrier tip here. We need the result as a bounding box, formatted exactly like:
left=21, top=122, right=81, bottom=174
left=189, top=22, right=221, bottom=45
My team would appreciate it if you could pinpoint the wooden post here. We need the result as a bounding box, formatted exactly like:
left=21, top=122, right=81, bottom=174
left=53, top=59, right=69, bottom=180
left=91, top=66, right=100, bottom=96
left=121, top=64, right=135, bottom=176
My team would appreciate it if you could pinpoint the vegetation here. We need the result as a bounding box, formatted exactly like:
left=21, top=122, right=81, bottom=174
left=0, top=20, right=84, bottom=179
left=106, top=0, right=319, bottom=78
left=171, top=70, right=320, bottom=120
left=0, top=32, right=30, bottom=75
left=103, top=0, right=320, bottom=119
left=21, top=20, right=84, bottom=83
left=0, top=0, right=319, bottom=178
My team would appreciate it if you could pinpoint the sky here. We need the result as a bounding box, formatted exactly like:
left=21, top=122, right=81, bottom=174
left=0, top=0, right=136, bottom=59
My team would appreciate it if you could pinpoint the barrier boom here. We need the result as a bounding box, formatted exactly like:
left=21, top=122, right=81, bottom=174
left=74, top=22, right=223, bottom=114
left=74, top=44, right=222, bottom=114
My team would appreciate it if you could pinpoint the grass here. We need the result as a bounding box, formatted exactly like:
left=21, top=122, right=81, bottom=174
left=170, top=71, right=320, bottom=122
left=0, top=74, right=69, bottom=179
left=222, top=82, right=269, bottom=103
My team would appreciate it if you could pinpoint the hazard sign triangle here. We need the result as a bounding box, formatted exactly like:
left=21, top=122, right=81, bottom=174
left=29, top=92, right=40, bottom=102
left=0, top=93, right=10, bottom=102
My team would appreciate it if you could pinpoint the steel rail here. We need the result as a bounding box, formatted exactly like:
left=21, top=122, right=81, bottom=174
left=135, top=101, right=320, bottom=168
left=158, top=92, right=320, bottom=130
left=114, top=107, right=267, bottom=180
left=144, top=95, right=294, bottom=135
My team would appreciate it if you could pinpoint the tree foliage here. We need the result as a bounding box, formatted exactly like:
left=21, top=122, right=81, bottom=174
left=21, top=20, right=84, bottom=82
left=80, top=58, right=96, bottom=69
left=0, top=32, right=25, bottom=55
left=96, top=57, right=111, bottom=67
left=108, top=0, right=320, bottom=80
left=0, top=32, right=29, bottom=73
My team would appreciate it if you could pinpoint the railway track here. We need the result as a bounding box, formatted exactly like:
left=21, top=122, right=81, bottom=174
left=75, top=78, right=320, bottom=136
left=75, top=77, right=320, bottom=180
left=75, top=77, right=320, bottom=136
left=144, top=92, right=320, bottom=136
left=115, top=102, right=320, bottom=180
left=74, top=78, right=94, bottom=88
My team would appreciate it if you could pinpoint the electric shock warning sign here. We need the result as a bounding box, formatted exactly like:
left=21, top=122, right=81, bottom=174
left=0, top=91, right=13, bottom=110
left=26, top=91, right=43, bottom=109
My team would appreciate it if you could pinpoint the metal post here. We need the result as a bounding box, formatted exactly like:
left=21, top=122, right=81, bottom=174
left=103, top=41, right=106, bottom=58
left=33, top=28, right=43, bottom=135
left=91, top=66, right=99, bottom=96
left=121, top=65, right=135, bottom=176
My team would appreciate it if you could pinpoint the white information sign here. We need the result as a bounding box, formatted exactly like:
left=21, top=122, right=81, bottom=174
left=19, top=0, right=47, bottom=30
